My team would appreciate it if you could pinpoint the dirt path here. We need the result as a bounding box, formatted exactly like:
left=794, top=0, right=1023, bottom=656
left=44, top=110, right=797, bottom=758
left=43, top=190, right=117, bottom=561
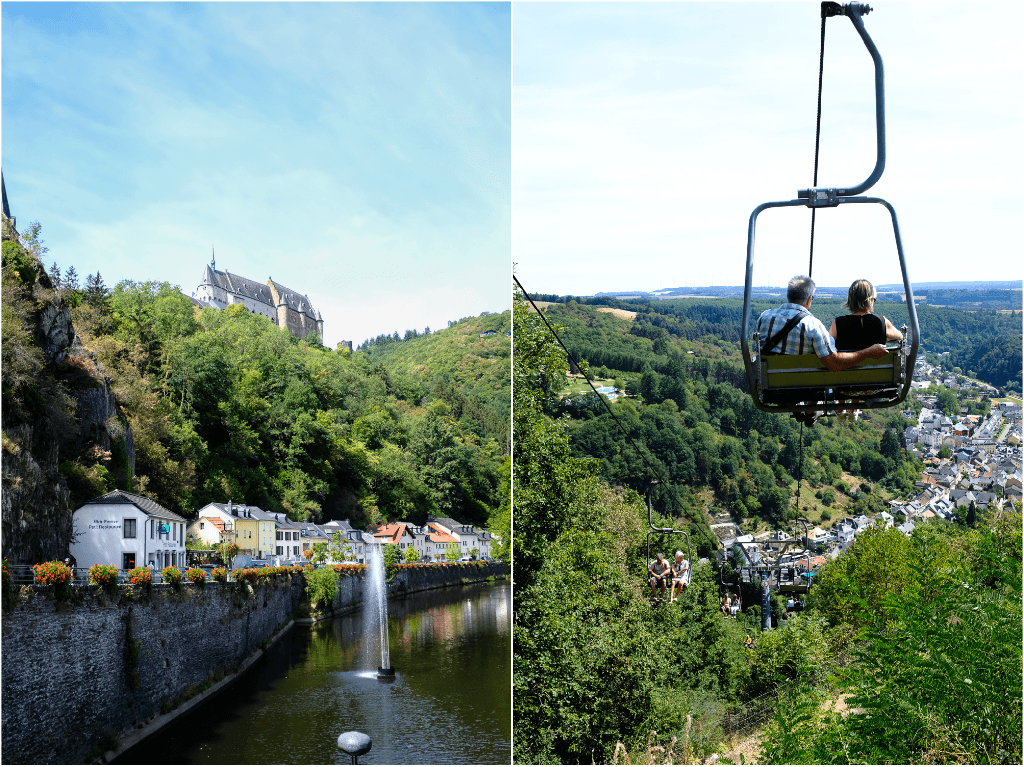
left=712, top=731, right=763, bottom=764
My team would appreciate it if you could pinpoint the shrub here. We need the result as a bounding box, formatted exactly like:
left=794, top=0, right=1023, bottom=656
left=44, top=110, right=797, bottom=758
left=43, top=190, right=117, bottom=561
left=186, top=567, right=206, bottom=585
left=383, top=544, right=401, bottom=582
left=211, top=567, right=228, bottom=583
left=304, top=565, right=338, bottom=610
left=89, top=564, right=119, bottom=587
left=128, top=567, right=153, bottom=588
left=162, top=566, right=182, bottom=588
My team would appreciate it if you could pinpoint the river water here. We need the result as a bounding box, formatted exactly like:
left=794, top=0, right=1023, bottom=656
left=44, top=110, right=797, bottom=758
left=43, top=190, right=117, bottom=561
left=117, top=581, right=511, bottom=764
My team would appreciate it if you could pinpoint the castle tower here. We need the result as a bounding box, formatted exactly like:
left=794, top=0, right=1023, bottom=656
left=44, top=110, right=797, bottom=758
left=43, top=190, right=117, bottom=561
left=2, top=171, right=16, bottom=235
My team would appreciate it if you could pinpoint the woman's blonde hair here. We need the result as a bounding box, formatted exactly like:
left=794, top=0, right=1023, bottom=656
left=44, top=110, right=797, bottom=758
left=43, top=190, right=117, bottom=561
left=842, top=279, right=876, bottom=313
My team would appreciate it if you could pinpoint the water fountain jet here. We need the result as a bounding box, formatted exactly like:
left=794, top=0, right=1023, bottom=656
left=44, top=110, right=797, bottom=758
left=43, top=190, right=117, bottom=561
left=364, top=543, right=395, bottom=680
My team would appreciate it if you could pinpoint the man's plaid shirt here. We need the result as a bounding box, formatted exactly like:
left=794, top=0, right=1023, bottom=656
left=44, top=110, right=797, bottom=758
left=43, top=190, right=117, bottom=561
left=755, top=303, right=837, bottom=357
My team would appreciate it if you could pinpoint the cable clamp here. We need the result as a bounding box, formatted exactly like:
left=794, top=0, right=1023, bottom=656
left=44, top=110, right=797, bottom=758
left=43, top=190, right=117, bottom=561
left=797, top=187, right=841, bottom=207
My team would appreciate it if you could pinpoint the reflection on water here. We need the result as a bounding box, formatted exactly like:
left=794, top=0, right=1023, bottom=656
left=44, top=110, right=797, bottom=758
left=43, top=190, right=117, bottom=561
left=116, top=581, right=510, bottom=765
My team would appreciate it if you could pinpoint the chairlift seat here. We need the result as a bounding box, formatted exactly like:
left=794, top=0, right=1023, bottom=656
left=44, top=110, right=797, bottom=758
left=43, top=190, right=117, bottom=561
left=756, top=348, right=903, bottom=407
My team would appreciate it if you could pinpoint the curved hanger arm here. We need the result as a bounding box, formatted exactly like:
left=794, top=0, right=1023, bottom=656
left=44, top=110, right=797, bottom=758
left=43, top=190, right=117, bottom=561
left=798, top=3, right=886, bottom=200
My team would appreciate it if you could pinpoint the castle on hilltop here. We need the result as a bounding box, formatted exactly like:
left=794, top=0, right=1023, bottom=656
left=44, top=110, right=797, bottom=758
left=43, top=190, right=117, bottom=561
left=190, top=250, right=324, bottom=342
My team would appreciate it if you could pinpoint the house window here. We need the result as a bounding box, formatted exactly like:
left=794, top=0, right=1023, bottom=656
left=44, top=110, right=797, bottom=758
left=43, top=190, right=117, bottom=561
left=276, top=531, right=282, bottom=540
left=122, top=552, right=135, bottom=569
left=124, top=519, right=137, bottom=538
left=200, top=522, right=205, bottom=530
left=276, top=546, right=283, bottom=555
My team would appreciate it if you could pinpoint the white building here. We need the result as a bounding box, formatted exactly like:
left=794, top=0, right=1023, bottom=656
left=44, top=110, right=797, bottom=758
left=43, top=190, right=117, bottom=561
left=186, top=516, right=233, bottom=547
left=272, top=513, right=302, bottom=561
left=71, top=490, right=186, bottom=571
left=430, top=517, right=498, bottom=559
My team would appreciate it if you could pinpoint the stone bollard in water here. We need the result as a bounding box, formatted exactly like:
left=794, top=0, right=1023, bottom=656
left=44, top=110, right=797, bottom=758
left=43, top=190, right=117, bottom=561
left=337, top=731, right=372, bottom=764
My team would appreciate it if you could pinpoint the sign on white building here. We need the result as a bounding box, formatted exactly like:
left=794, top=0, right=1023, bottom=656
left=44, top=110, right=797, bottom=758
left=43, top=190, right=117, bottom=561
left=70, top=490, right=186, bottom=571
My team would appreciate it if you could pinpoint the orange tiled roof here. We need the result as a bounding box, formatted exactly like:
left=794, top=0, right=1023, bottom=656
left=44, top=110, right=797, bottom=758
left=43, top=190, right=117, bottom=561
left=425, top=520, right=458, bottom=544
left=375, top=523, right=408, bottom=543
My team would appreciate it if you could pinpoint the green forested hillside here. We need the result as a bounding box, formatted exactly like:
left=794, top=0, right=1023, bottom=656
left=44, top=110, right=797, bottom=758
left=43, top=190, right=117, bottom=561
left=3, top=222, right=509, bottom=555
left=360, top=312, right=510, bottom=450
left=538, top=301, right=923, bottom=537
left=539, top=295, right=1022, bottom=392
left=513, top=289, right=1022, bottom=765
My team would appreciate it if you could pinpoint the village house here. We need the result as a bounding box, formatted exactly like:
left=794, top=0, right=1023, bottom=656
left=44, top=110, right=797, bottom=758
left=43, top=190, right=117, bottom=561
left=290, top=520, right=331, bottom=559
left=71, top=490, right=186, bottom=572
left=193, top=501, right=279, bottom=559
left=272, top=513, right=302, bottom=560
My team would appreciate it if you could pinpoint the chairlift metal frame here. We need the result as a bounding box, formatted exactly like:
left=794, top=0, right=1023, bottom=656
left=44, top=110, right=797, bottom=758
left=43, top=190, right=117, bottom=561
left=741, top=2, right=920, bottom=416
left=645, top=482, right=692, bottom=595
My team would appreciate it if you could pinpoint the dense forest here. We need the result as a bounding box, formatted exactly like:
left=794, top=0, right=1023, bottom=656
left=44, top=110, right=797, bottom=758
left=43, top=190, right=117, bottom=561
left=2, top=220, right=509, bottom=564
left=512, top=289, right=1022, bottom=764
left=543, top=295, right=1021, bottom=392
left=539, top=300, right=937, bottom=538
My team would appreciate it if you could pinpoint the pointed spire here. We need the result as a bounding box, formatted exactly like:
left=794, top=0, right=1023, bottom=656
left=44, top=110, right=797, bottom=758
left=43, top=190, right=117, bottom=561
left=211, top=245, right=216, bottom=270
left=1, top=170, right=10, bottom=221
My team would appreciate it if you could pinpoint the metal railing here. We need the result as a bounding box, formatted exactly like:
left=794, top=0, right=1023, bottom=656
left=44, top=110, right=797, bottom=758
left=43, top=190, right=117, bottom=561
left=717, top=648, right=854, bottom=741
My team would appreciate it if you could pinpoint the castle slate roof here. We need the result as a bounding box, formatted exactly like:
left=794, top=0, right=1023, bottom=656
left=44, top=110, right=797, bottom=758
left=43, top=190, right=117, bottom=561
left=203, top=268, right=276, bottom=308
left=81, top=489, right=185, bottom=522
left=269, top=278, right=317, bottom=316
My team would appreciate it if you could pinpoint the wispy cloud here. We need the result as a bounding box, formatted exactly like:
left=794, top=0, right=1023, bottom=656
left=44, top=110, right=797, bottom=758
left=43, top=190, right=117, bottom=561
left=513, top=2, right=1021, bottom=295
left=3, top=2, right=511, bottom=347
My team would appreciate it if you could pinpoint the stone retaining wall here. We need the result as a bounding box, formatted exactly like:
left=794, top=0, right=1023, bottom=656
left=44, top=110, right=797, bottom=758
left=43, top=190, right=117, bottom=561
left=1, top=562, right=506, bottom=763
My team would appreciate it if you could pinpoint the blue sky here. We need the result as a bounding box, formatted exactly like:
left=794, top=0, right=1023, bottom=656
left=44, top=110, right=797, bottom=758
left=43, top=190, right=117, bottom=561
left=513, top=2, right=1023, bottom=297
left=2, top=2, right=511, bottom=348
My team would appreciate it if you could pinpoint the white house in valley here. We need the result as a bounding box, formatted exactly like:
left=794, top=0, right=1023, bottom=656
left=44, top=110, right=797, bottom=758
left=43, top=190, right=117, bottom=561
left=70, top=490, right=186, bottom=571
left=186, top=516, right=234, bottom=547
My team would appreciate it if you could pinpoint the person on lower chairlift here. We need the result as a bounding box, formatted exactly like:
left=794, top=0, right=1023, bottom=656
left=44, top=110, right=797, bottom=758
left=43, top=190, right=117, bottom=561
left=648, top=553, right=671, bottom=601
left=669, top=551, right=689, bottom=603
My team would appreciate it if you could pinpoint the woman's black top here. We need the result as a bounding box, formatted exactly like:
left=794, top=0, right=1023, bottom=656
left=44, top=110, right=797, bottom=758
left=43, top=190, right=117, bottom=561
left=834, top=313, right=886, bottom=351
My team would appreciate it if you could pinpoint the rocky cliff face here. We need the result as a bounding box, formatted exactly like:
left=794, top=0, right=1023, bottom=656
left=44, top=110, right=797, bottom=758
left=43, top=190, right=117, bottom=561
left=2, top=220, right=135, bottom=565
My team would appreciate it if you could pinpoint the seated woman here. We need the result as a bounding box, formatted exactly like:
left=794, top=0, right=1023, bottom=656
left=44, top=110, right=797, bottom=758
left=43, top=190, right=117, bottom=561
left=829, top=279, right=903, bottom=351
left=828, top=280, right=903, bottom=418
left=669, top=551, right=689, bottom=602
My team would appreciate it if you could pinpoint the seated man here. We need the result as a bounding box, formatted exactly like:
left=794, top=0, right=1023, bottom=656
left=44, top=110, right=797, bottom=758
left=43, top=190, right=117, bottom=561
left=754, top=275, right=888, bottom=425
left=648, top=553, right=671, bottom=601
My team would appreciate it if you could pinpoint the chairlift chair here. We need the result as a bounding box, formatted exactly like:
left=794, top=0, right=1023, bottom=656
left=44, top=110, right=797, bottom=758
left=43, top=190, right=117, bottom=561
left=777, top=518, right=813, bottom=594
left=645, top=483, right=693, bottom=600
left=740, top=2, right=920, bottom=417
